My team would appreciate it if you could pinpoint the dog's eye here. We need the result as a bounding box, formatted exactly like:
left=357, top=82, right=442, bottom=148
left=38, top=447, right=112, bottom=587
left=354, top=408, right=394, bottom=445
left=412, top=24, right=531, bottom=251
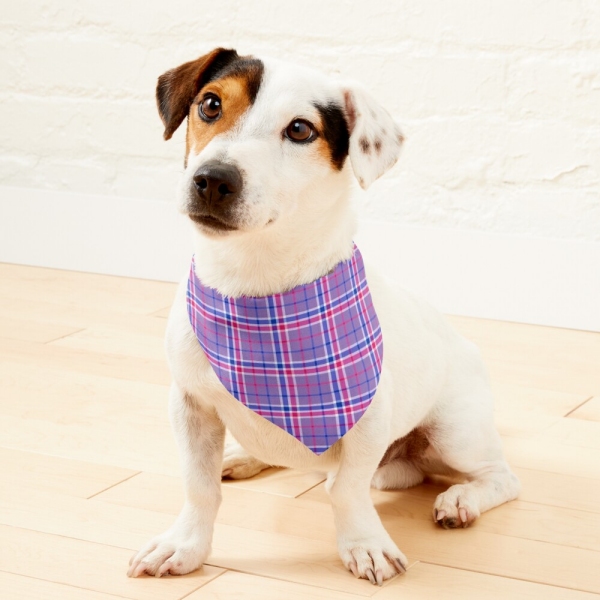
left=199, top=94, right=222, bottom=121
left=284, top=119, right=315, bottom=143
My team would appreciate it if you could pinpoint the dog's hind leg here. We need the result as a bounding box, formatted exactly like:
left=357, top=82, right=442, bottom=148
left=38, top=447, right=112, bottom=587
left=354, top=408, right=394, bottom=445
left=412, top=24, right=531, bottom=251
left=371, top=459, right=424, bottom=490
left=430, top=389, right=520, bottom=529
left=370, top=428, right=428, bottom=490
left=221, top=439, right=270, bottom=479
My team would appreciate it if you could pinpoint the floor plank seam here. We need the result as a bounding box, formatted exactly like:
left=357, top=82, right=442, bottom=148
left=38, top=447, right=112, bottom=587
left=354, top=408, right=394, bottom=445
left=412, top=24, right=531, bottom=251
left=515, top=465, right=600, bottom=482
left=178, top=568, right=230, bottom=599
left=87, top=471, right=143, bottom=500
left=418, top=559, right=600, bottom=594
left=43, top=327, right=87, bottom=344
left=293, top=476, right=327, bottom=499
left=563, top=396, right=595, bottom=418
left=201, top=563, right=377, bottom=597
left=2, top=523, right=139, bottom=553
left=0, top=568, right=134, bottom=600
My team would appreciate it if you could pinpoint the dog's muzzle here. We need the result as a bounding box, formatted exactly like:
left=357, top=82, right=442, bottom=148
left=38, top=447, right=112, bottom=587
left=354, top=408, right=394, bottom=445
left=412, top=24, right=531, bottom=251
left=188, top=160, right=243, bottom=231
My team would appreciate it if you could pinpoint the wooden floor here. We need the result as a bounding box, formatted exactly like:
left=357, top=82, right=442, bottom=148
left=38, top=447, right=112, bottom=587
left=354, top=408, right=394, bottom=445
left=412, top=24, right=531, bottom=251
left=1, top=262, right=599, bottom=600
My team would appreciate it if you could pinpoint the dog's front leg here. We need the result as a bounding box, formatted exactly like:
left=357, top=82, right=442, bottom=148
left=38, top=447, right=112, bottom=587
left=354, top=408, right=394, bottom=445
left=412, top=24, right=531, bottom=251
left=328, top=422, right=408, bottom=586
left=128, top=382, right=224, bottom=577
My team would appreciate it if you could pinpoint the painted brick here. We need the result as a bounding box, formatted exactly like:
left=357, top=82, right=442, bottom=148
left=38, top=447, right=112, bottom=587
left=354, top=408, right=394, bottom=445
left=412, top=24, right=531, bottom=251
left=1, top=0, right=599, bottom=242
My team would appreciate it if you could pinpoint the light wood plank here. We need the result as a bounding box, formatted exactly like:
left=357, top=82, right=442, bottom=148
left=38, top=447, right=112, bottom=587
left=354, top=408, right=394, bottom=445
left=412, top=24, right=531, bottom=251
left=0, top=315, right=81, bottom=343
left=94, top=471, right=600, bottom=590
left=96, top=465, right=600, bottom=552
left=191, top=570, right=367, bottom=600
left=502, top=436, right=600, bottom=479
left=0, top=414, right=180, bottom=476
left=0, top=295, right=170, bottom=338
left=98, top=471, right=324, bottom=519
left=0, top=263, right=177, bottom=315
left=0, top=572, right=125, bottom=600
left=537, top=418, right=600, bottom=450
left=568, top=397, right=600, bottom=422
left=303, top=479, right=600, bottom=552
left=0, top=486, right=384, bottom=597
left=222, top=466, right=325, bottom=498
left=0, top=525, right=223, bottom=600
left=514, top=467, right=600, bottom=514
left=299, top=484, right=600, bottom=593
left=448, top=315, right=600, bottom=396
left=0, top=337, right=170, bottom=385
left=3, top=263, right=600, bottom=599
left=0, top=360, right=178, bottom=474
left=51, top=323, right=167, bottom=361
left=492, top=383, right=588, bottom=438
left=0, top=447, right=137, bottom=499
left=374, top=562, right=600, bottom=600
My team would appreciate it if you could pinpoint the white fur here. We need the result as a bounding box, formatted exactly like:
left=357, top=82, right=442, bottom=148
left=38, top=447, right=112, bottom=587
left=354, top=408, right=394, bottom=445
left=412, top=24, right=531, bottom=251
left=128, top=54, right=520, bottom=584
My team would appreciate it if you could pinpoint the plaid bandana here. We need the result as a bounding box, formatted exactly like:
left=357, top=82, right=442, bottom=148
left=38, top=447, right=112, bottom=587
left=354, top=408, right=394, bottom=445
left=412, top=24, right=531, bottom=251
left=186, top=244, right=383, bottom=455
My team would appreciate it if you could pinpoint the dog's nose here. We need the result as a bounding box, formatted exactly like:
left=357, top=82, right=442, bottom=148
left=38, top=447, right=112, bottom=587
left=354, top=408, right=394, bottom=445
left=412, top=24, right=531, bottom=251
left=193, top=161, right=242, bottom=207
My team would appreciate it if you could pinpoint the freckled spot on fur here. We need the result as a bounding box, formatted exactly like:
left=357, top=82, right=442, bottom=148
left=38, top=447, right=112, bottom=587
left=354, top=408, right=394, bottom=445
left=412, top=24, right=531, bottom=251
left=374, top=139, right=382, bottom=154
left=397, top=132, right=405, bottom=144
left=359, top=137, right=371, bottom=154
left=358, top=176, right=364, bottom=186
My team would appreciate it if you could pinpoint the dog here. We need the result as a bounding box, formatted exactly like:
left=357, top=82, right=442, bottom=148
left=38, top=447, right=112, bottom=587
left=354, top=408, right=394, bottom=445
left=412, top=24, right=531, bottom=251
left=127, top=48, right=520, bottom=585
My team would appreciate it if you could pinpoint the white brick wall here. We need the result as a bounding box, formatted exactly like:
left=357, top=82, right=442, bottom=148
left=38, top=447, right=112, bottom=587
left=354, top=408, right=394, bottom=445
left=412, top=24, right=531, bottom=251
left=1, top=0, right=599, bottom=242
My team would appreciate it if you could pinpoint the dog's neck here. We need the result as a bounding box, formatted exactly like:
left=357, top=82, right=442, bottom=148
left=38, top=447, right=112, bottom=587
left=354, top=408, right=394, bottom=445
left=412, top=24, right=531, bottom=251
left=190, top=190, right=356, bottom=298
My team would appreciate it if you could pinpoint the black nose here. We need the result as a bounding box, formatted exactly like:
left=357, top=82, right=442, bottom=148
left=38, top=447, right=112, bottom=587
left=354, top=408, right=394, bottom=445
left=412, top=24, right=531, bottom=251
left=193, top=161, right=242, bottom=207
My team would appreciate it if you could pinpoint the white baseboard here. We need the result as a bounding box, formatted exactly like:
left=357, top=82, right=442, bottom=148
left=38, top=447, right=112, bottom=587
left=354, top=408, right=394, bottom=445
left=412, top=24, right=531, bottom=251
left=1, top=185, right=599, bottom=332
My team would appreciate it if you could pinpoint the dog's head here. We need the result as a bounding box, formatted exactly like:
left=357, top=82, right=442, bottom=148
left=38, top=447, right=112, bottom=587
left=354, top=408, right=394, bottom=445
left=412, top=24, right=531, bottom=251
left=157, top=48, right=404, bottom=236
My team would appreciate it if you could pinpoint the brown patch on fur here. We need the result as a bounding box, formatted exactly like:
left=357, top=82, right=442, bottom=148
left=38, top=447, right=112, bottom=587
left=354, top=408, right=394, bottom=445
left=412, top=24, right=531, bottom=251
left=359, top=136, right=371, bottom=154
left=312, top=102, right=350, bottom=170
left=374, top=139, right=382, bottom=154
left=187, top=75, right=255, bottom=155
left=156, top=48, right=239, bottom=140
left=378, top=428, right=430, bottom=468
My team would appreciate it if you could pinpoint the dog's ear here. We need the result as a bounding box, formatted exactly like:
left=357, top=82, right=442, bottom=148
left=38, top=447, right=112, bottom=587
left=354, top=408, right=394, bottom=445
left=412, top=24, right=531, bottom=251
left=341, top=83, right=404, bottom=189
left=156, top=48, right=239, bottom=140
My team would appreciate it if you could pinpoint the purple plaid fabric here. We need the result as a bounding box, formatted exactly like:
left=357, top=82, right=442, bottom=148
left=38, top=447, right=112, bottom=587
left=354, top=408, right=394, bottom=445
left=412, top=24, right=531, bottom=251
left=186, top=244, right=383, bottom=455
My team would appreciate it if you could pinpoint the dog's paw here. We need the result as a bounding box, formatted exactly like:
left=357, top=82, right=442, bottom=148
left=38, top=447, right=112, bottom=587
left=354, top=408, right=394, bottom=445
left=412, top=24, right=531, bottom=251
left=338, top=537, right=407, bottom=585
left=127, top=529, right=210, bottom=578
left=222, top=441, right=269, bottom=480
left=433, top=483, right=480, bottom=529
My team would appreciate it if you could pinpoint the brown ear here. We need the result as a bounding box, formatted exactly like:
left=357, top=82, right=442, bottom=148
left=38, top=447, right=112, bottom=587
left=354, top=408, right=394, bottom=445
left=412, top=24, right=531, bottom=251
left=156, top=48, right=239, bottom=140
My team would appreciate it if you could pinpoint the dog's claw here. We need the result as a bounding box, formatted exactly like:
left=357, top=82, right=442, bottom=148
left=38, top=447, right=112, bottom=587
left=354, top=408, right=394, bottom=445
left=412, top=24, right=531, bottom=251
left=366, top=568, right=376, bottom=585
left=375, top=569, right=384, bottom=586
left=349, top=560, right=359, bottom=577
left=394, top=558, right=406, bottom=574
left=435, top=509, right=446, bottom=522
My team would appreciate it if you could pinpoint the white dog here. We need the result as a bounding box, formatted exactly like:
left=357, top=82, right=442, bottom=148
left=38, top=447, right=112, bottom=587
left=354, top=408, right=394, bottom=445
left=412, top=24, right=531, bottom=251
left=128, top=48, right=520, bottom=585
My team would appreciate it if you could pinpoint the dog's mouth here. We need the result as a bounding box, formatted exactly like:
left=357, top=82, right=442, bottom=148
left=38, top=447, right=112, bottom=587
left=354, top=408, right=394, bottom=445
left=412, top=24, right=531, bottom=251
left=188, top=213, right=237, bottom=232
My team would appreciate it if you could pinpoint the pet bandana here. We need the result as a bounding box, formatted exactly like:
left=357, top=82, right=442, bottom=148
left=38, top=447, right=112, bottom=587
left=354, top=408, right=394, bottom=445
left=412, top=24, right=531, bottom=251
left=186, top=244, right=383, bottom=454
